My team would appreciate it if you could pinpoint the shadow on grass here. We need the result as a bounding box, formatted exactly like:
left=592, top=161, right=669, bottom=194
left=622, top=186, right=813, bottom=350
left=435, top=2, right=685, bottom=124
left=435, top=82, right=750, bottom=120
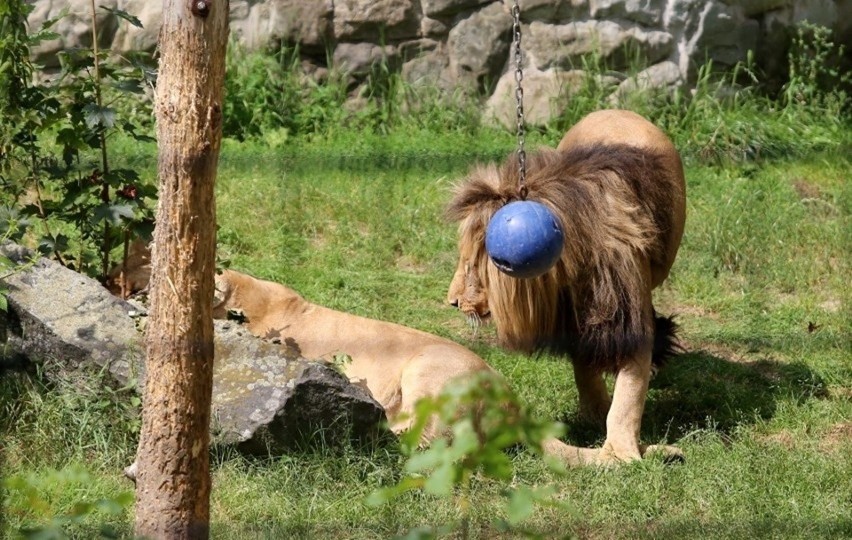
left=563, top=349, right=829, bottom=446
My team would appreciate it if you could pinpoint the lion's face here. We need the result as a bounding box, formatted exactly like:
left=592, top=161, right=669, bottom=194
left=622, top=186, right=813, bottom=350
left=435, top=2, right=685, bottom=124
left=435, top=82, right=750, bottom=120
left=447, top=232, right=491, bottom=326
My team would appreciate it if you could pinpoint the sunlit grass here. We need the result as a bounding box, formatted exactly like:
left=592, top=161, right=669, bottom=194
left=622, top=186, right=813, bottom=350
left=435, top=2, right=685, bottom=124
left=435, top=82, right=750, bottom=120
left=2, top=37, right=851, bottom=537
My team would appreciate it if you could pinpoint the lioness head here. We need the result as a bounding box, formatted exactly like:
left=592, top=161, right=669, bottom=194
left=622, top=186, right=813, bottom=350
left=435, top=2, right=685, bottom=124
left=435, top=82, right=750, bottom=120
left=212, top=271, right=233, bottom=319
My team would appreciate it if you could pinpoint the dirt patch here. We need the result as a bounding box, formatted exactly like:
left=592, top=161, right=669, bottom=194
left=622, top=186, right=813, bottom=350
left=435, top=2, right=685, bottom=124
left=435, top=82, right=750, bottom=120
left=395, top=255, right=428, bottom=274
left=654, top=293, right=722, bottom=322
left=757, top=430, right=797, bottom=450
left=792, top=178, right=822, bottom=200
left=668, top=303, right=722, bottom=321
left=683, top=340, right=750, bottom=364
left=829, top=386, right=852, bottom=400
left=819, top=422, right=852, bottom=454
left=819, top=299, right=841, bottom=314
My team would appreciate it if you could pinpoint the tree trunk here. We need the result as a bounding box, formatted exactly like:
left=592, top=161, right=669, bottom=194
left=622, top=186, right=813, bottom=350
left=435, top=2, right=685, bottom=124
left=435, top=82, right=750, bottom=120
left=134, top=0, right=228, bottom=537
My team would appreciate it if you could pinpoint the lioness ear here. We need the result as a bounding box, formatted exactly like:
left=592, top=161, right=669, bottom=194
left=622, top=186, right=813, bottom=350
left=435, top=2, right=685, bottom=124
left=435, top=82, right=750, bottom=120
left=213, top=272, right=229, bottom=308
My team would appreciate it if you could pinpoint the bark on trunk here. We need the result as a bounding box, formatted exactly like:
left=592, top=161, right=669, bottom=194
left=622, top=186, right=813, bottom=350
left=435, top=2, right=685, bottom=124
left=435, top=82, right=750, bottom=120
left=134, top=1, right=228, bottom=538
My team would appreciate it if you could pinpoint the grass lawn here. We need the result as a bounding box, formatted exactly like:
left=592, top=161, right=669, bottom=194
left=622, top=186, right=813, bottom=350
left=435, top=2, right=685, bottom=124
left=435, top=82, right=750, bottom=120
left=2, top=124, right=849, bottom=538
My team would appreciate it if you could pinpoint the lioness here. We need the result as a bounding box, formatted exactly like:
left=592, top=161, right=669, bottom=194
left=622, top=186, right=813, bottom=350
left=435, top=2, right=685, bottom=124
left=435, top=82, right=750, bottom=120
left=447, top=109, right=686, bottom=465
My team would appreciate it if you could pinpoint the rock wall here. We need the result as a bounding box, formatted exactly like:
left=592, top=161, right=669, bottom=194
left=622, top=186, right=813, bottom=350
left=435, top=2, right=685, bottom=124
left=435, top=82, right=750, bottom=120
left=27, top=0, right=850, bottom=125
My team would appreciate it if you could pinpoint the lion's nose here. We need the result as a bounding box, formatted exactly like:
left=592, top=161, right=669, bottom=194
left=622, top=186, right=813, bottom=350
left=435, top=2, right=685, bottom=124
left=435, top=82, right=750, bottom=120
left=449, top=298, right=459, bottom=308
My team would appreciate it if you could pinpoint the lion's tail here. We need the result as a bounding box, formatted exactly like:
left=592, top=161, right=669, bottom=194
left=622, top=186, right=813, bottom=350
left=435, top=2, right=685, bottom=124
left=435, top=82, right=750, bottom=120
left=652, top=313, right=682, bottom=370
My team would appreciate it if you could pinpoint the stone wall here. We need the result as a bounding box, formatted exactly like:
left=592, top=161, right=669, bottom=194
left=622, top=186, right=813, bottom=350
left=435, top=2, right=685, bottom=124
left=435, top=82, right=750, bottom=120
left=28, top=0, right=850, bottom=125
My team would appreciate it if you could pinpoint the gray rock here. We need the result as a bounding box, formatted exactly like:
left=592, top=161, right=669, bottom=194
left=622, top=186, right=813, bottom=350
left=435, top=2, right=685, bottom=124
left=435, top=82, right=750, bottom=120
left=401, top=46, right=458, bottom=91
left=590, top=0, right=666, bottom=26
left=483, top=67, right=590, bottom=128
left=482, top=64, right=624, bottom=129
left=0, top=242, right=386, bottom=453
left=333, top=42, right=399, bottom=77
left=230, top=0, right=334, bottom=53
left=422, top=0, right=493, bottom=18
left=522, top=0, right=588, bottom=23
left=446, top=2, right=512, bottom=92
left=333, top=0, right=420, bottom=41
left=0, top=242, right=143, bottom=385
left=420, top=16, right=451, bottom=37
left=108, top=0, right=161, bottom=53
left=212, top=322, right=386, bottom=453
left=28, top=0, right=121, bottom=69
left=526, top=20, right=674, bottom=72
left=692, top=2, right=760, bottom=69
left=608, top=60, right=683, bottom=104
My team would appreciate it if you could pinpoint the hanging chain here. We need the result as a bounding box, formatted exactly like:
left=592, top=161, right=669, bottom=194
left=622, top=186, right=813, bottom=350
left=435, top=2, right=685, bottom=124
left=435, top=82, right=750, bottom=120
left=511, top=0, right=527, bottom=199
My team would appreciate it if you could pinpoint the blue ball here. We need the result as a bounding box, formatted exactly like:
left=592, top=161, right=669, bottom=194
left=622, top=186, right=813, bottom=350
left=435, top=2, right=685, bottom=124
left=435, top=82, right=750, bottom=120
left=485, top=200, right=563, bottom=279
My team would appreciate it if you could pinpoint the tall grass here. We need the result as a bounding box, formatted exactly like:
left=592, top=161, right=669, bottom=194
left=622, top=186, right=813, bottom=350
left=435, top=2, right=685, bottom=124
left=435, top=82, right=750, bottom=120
left=218, top=23, right=849, bottom=169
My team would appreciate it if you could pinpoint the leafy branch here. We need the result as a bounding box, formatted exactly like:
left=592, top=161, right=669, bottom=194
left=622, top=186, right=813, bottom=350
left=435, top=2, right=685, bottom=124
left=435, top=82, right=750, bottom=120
left=0, top=0, right=156, bottom=290
left=368, top=372, right=575, bottom=538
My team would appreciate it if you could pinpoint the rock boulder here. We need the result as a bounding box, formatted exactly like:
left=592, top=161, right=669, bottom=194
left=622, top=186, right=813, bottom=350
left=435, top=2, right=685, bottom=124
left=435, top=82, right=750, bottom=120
left=0, top=242, right=387, bottom=453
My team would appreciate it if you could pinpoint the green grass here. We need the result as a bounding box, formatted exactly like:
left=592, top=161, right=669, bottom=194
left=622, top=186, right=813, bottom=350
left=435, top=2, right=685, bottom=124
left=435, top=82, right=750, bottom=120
left=2, top=38, right=852, bottom=537
left=3, top=132, right=850, bottom=538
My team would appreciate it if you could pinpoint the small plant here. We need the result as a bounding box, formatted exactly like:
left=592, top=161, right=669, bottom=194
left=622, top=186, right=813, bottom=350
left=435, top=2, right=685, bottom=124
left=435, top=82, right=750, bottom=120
left=783, top=22, right=850, bottom=115
left=0, top=1, right=155, bottom=284
left=368, top=372, right=572, bottom=538
left=223, top=43, right=351, bottom=141
left=0, top=205, right=32, bottom=342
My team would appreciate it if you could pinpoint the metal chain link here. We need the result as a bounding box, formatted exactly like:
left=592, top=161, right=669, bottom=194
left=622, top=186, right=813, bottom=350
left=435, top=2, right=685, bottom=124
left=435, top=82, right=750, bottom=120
left=511, top=0, right=527, bottom=199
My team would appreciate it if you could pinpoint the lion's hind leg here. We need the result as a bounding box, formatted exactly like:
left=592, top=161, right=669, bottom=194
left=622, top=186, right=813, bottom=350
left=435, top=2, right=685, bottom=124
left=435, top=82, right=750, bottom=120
left=573, top=361, right=610, bottom=426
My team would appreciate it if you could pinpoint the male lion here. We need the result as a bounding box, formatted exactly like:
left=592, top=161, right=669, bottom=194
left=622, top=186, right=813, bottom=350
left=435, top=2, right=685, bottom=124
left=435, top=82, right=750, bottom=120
left=446, top=109, right=686, bottom=465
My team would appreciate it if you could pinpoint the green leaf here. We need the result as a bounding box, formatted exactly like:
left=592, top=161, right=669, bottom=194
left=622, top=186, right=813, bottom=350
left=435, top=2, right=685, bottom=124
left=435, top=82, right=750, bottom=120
left=104, top=168, right=140, bottom=184
left=112, top=491, right=134, bottom=507
left=92, top=203, right=136, bottom=225
left=396, top=526, right=441, bottom=540
left=69, top=501, right=94, bottom=517
left=83, top=103, right=116, bottom=129
left=100, top=6, right=143, bottom=29
left=20, top=526, right=65, bottom=540
left=38, top=233, right=69, bottom=255
left=365, top=477, right=422, bottom=507
left=404, top=439, right=447, bottom=473
left=0, top=294, right=8, bottom=313
left=423, top=462, right=455, bottom=497
left=506, top=487, right=536, bottom=525
left=111, top=79, right=144, bottom=94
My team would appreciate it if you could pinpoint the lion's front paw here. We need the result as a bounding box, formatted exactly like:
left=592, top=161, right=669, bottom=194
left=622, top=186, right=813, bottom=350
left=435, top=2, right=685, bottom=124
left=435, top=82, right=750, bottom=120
left=641, top=444, right=685, bottom=464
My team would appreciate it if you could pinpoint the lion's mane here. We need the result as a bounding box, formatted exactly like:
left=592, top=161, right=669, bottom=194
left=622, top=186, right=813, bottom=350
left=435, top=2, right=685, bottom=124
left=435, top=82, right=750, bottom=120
left=447, top=143, right=681, bottom=373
